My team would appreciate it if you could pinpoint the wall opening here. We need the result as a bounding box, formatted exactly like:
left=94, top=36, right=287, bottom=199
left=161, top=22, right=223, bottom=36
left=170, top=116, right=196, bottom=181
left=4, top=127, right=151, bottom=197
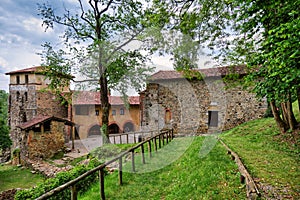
left=208, top=111, right=218, bottom=127
left=123, top=122, right=134, bottom=132
left=165, top=108, right=172, bottom=124
left=16, top=76, right=20, bottom=84
left=25, top=75, right=29, bottom=84
left=109, top=124, right=120, bottom=134
left=88, top=125, right=101, bottom=137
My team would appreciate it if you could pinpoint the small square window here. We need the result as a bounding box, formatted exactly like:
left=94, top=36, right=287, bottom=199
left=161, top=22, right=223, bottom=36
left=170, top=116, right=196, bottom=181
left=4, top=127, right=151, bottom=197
left=112, top=110, right=116, bottom=116
left=120, top=108, right=125, bottom=115
left=95, top=110, right=99, bottom=116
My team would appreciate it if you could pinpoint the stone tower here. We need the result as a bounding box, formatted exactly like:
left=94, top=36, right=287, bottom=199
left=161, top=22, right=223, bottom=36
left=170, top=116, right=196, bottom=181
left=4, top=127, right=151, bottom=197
left=5, top=66, right=69, bottom=150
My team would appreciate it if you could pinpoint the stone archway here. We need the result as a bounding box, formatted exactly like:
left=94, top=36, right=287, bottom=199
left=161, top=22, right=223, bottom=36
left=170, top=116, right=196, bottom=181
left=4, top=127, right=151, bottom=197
left=123, top=122, right=135, bottom=133
left=88, top=125, right=101, bottom=137
left=108, top=123, right=120, bottom=134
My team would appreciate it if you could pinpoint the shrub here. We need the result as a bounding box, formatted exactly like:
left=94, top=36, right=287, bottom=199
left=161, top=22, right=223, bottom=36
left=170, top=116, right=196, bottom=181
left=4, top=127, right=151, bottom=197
left=15, top=158, right=102, bottom=200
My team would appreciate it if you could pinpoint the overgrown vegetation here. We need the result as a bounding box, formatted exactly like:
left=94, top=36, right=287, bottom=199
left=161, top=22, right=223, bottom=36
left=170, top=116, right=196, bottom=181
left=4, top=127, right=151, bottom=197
left=14, top=158, right=102, bottom=200
left=79, top=137, right=245, bottom=200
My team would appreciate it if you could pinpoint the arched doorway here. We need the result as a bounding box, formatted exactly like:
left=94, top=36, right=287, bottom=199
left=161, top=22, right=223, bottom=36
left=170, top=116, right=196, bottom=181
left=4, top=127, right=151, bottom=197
left=109, top=123, right=120, bottom=134
left=123, top=122, right=134, bottom=133
left=88, top=125, right=101, bottom=137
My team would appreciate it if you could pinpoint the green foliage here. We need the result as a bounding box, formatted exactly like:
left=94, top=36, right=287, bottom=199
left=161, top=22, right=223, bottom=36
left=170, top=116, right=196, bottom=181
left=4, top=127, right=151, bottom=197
left=14, top=158, right=102, bottom=200
left=0, top=90, right=11, bottom=150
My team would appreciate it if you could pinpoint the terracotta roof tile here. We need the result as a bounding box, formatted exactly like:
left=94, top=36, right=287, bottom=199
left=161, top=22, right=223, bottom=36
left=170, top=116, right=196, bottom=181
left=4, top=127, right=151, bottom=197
left=18, top=116, right=74, bottom=130
left=72, top=91, right=140, bottom=105
left=150, top=66, right=247, bottom=80
left=5, top=66, right=44, bottom=75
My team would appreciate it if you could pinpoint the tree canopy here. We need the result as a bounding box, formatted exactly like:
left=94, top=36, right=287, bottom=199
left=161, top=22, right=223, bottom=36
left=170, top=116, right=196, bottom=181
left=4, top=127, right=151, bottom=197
left=0, top=90, right=11, bottom=150
left=155, top=0, right=300, bottom=132
left=38, top=0, right=165, bottom=140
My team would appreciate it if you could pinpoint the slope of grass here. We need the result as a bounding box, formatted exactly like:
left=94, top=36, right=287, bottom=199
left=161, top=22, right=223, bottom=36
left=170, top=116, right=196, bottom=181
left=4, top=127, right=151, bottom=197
left=220, top=103, right=300, bottom=198
left=0, top=164, right=44, bottom=192
left=80, top=137, right=246, bottom=200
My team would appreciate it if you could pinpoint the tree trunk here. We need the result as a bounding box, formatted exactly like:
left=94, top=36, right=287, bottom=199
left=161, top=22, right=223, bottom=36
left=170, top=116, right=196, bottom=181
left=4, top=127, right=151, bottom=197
left=100, top=75, right=111, bottom=144
left=270, top=101, right=288, bottom=133
left=286, top=100, right=297, bottom=130
left=298, top=87, right=300, bottom=114
left=281, top=102, right=288, bottom=124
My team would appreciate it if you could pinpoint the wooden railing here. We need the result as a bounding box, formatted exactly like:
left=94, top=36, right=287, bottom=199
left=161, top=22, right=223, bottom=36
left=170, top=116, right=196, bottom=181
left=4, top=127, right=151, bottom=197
left=36, top=129, right=174, bottom=200
left=109, top=130, right=157, bottom=144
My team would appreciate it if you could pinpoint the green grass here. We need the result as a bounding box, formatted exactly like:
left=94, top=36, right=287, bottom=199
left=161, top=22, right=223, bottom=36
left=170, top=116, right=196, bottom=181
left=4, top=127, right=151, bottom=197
left=220, top=103, right=300, bottom=198
left=0, top=164, right=44, bottom=192
left=79, top=137, right=246, bottom=200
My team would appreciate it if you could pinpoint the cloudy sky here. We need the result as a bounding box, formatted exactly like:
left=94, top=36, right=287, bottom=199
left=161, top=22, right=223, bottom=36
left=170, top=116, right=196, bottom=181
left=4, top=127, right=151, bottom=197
left=0, top=0, right=211, bottom=92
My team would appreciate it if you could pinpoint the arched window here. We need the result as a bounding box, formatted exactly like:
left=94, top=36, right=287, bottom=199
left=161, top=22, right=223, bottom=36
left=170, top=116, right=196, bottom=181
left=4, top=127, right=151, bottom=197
left=109, top=124, right=120, bottom=134
left=123, top=122, right=134, bottom=132
left=88, top=125, right=101, bottom=137
left=165, top=109, right=172, bottom=124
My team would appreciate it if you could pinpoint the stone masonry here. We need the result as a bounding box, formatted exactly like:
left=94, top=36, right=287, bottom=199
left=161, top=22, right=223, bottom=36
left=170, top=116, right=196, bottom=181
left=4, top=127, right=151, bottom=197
left=140, top=67, right=267, bottom=134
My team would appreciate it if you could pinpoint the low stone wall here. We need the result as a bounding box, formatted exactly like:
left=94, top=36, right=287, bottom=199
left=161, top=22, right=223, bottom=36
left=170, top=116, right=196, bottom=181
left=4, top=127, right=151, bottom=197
left=0, top=148, right=10, bottom=163
left=0, top=189, right=18, bottom=200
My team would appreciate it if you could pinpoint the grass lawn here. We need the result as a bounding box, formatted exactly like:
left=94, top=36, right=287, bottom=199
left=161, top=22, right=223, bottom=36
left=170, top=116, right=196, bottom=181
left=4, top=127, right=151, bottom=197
left=0, top=164, right=44, bottom=192
left=220, top=103, right=300, bottom=198
left=79, top=137, right=246, bottom=200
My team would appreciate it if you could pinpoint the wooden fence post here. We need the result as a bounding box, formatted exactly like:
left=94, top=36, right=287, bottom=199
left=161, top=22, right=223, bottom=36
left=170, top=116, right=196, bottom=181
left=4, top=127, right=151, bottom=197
left=119, top=157, right=123, bottom=185
left=134, top=132, right=136, bottom=143
left=126, top=134, right=129, bottom=144
left=166, top=132, right=169, bottom=143
left=99, top=168, right=105, bottom=200
left=158, top=134, right=161, bottom=148
left=141, top=144, right=145, bottom=164
left=154, top=136, right=157, bottom=152
left=120, top=135, right=122, bottom=144
left=113, top=136, right=116, bottom=144
left=131, top=150, right=135, bottom=172
left=70, top=185, right=77, bottom=200
left=148, top=140, right=152, bottom=158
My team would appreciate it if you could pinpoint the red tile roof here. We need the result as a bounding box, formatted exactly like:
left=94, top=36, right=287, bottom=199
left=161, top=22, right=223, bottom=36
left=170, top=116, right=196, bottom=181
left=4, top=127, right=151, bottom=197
left=72, top=91, right=140, bottom=105
left=18, top=116, right=74, bottom=130
left=5, top=66, right=44, bottom=75
left=150, top=65, right=247, bottom=80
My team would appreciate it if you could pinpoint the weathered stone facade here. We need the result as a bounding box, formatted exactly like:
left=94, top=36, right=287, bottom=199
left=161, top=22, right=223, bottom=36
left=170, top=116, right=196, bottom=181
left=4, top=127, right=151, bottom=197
left=5, top=67, right=69, bottom=164
left=23, top=121, right=66, bottom=160
left=140, top=68, right=267, bottom=134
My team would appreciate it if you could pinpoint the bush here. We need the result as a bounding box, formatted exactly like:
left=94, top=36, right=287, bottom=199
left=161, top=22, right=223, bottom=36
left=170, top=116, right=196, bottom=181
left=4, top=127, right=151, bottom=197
left=14, top=158, right=103, bottom=200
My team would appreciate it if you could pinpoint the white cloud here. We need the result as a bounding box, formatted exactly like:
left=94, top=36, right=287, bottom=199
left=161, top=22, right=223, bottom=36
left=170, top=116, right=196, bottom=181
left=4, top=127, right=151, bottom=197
left=23, top=17, right=53, bottom=34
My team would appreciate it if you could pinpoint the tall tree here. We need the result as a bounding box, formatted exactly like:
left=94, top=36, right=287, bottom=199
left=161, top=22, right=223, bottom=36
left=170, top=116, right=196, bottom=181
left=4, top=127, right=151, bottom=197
left=38, top=0, right=165, bottom=142
left=0, top=90, right=11, bottom=150
left=157, top=0, right=300, bottom=132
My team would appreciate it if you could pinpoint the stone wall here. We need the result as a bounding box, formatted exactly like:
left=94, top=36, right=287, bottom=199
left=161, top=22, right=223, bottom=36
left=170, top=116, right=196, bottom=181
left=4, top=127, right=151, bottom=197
left=141, top=77, right=267, bottom=134
left=23, top=121, right=66, bottom=160
left=36, top=91, right=68, bottom=118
